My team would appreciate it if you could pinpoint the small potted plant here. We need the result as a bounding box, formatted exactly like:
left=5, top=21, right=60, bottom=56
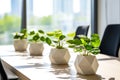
left=28, top=29, right=45, bottom=56
left=13, top=29, right=28, bottom=52
left=46, top=30, right=70, bottom=65
left=67, top=34, right=100, bottom=75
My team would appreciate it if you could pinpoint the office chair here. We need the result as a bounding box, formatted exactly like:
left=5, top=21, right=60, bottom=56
left=99, top=24, right=120, bottom=57
left=74, top=25, right=89, bottom=39
left=0, top=58, right=8, bottom=80
left=0, top=58, right=18, bottom=80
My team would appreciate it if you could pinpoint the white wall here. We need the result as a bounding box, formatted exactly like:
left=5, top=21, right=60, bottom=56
left=98, top=0, right=120, bottom=39
left=98, top=0, right=106, bottom=39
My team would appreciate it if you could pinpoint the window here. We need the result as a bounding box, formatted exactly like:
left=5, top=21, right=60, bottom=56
left=27, top=0, right=90, bottom=34
left=0, top=0, right=91, bottom=44
left=0, top=0, right=22, bottom=44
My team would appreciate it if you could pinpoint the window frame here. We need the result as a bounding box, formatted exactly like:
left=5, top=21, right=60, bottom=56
left=91, top=0, right=98, bottom=33
left=21, top=0, right=27, bottom=29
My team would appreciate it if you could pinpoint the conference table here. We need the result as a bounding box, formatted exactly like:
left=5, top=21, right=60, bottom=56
left=0, top=45, right=120, bottom=80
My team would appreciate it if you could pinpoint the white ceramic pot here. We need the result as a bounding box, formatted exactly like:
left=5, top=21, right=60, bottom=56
left=29, top=42, right=44, bottom=56
left=14, top=39, right=28, bottom=52
left=74, top=55, right=99, bottom=75
left=49, top=48, right=70, bottom=64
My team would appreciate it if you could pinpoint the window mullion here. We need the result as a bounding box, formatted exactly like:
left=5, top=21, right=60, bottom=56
left=21, top=0, right=27, bottom=30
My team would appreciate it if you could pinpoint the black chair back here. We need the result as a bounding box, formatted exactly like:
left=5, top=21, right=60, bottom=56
left=0, top=58, right=8, bottom=80
left=74, top=25, right=89, bottom=39
left=100, top=24, right=120, bottom=57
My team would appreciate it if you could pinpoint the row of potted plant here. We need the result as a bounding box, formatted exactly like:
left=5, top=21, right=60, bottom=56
left=12, top=29, right=101, bottom=75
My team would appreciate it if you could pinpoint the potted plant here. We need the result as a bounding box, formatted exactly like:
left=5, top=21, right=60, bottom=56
left=67, top=34, right=100, bottom=75
left=28, top=29, right=45, bottom=56
left=13, top=29, right=28, bottom=52
left=46, top=30, right=70, bottom=65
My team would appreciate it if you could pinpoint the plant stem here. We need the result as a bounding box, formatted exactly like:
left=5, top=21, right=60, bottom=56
left=58, top=40, right=60, bottom=48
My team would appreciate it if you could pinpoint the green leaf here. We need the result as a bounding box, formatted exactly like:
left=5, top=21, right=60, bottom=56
left=67, top=40, right=75, bottom=44
left=40, top=36, right=45, bottom=41
left=74, top=39, right=82, bottom=45
left=33, top=33, right=40, bottom=41
left=59, top=35, right=66, bottom=40
left=54, top=30, right=62, bottom=38
left=20, top=29, right=27, bottom=34
left=46, top=37, right=52, bottom=45
left=67, top=39, right=82, bottom=45
left=85, top=44, right=92, bottom=50
left=67, top=32, right=75, bottom=38
left=38, top=30, right=44, bottom=34
left=29, top=31, right=35, bottom=35
left=14, top=34, right=20, bottom=39
left=74, top=47, right=82, bottom=52
left=91, top=40, right=100, bottom=47
left=47, top=32, right=54, bottom=36
left=53, top=40, right=58, bottom=43
left=90, top=48, right=100, bottom=55
left=91, top=34, right=100, bottom=47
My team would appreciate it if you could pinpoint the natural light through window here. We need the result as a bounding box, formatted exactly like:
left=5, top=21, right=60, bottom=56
left=0, top=0, right=11, bottom=15
left=73, top=0, right=80, bottom=13
left=33, top=0, right=53, bottom=17
left=0, top=0, right=90, bottom=44
left=28, top=0, right=90, bottom=33
left=0, top=0, right=21, bottom=44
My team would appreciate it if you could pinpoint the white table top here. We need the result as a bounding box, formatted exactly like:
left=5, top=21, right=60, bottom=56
left=0, top=45, right=120, bottom=80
